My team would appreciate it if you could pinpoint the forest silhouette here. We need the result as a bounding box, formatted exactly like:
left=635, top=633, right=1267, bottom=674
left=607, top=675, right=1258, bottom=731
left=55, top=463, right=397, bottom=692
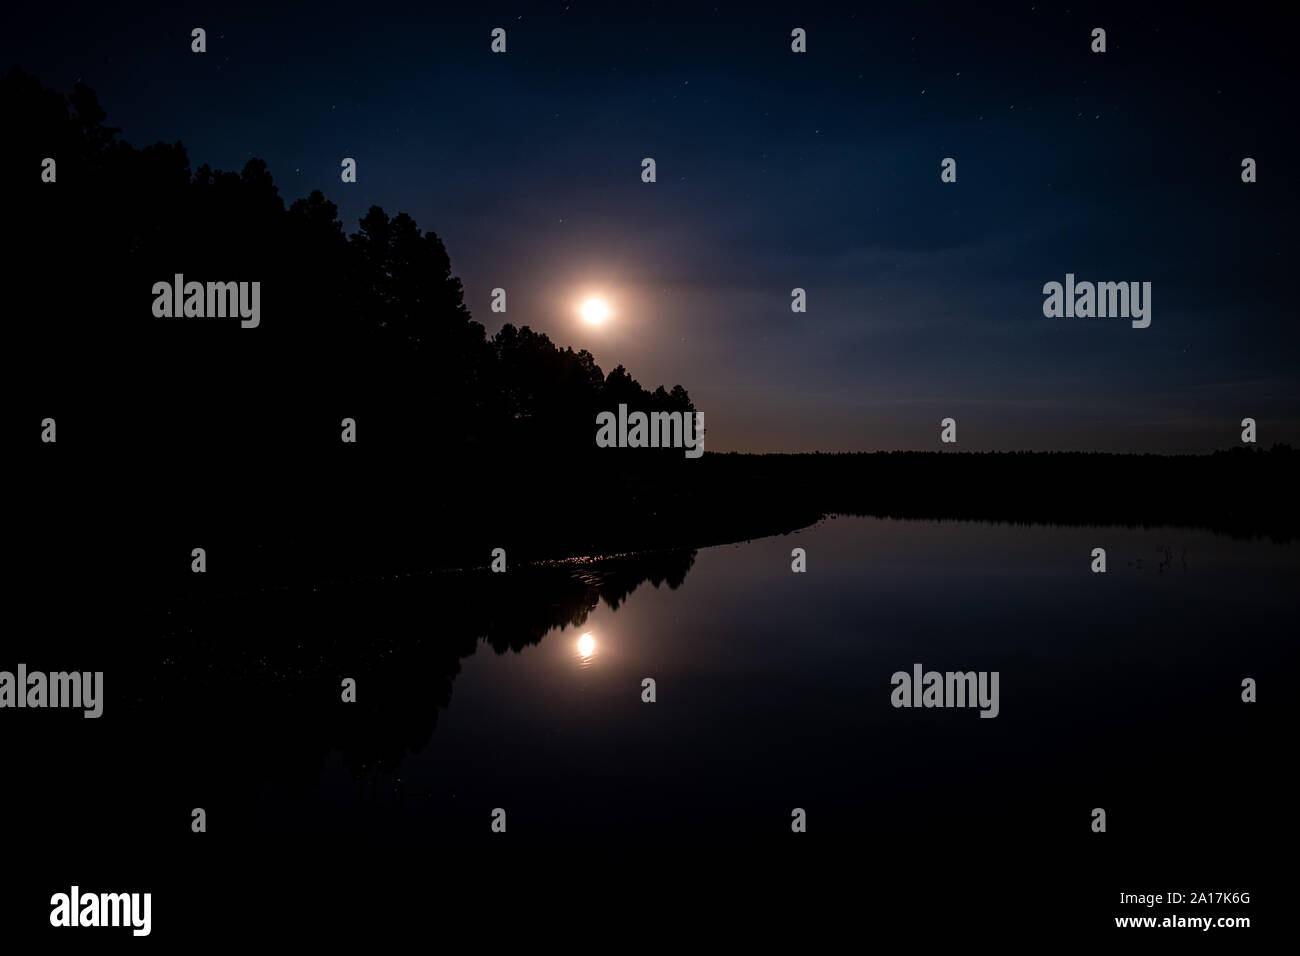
left=4, top=67, right=694, bottom=454
left=10, top=67, right=1298, bottom=591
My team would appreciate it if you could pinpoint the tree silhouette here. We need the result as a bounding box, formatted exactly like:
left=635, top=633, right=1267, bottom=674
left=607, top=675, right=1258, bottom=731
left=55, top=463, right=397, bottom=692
left=4, top=67, right=694, bottom=460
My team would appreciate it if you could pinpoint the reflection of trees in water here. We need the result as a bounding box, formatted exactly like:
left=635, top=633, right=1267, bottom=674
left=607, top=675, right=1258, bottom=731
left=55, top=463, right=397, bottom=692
left=147, top=549, right=696, bottom=794
left=575, top=550, right=697, bottom=610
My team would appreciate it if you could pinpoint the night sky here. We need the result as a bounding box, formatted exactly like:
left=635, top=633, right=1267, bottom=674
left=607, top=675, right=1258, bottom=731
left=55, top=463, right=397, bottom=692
left=5, top=1, right=1296, bottom=452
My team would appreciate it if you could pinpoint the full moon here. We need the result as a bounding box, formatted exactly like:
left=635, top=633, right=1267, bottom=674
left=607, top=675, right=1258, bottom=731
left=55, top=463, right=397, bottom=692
left=580, top=298, right=609, bottom=324
left=577, top=632, right=596, bottom=657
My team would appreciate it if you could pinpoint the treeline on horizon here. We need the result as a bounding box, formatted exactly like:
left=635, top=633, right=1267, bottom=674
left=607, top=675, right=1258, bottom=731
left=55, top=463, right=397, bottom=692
left=700, top=444, right=1298, bottom=540
left=91, top=443, right=1289, bottom=595
left=708, top=447, right=1296, bottom=459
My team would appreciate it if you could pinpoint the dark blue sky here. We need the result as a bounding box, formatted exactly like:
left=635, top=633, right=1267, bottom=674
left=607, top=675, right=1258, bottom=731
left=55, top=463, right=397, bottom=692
left=5, top=0, right=1296, bottom=451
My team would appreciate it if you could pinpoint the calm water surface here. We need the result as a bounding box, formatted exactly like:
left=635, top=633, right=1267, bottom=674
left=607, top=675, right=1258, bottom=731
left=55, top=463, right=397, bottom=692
left=241, top=515, right=1293, bottom=852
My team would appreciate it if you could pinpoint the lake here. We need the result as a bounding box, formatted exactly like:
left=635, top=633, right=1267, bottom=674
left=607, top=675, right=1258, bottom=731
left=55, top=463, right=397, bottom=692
left=228, top=515, right=1293, bottom=852
left=12, top=514, right=1291, bottom=932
